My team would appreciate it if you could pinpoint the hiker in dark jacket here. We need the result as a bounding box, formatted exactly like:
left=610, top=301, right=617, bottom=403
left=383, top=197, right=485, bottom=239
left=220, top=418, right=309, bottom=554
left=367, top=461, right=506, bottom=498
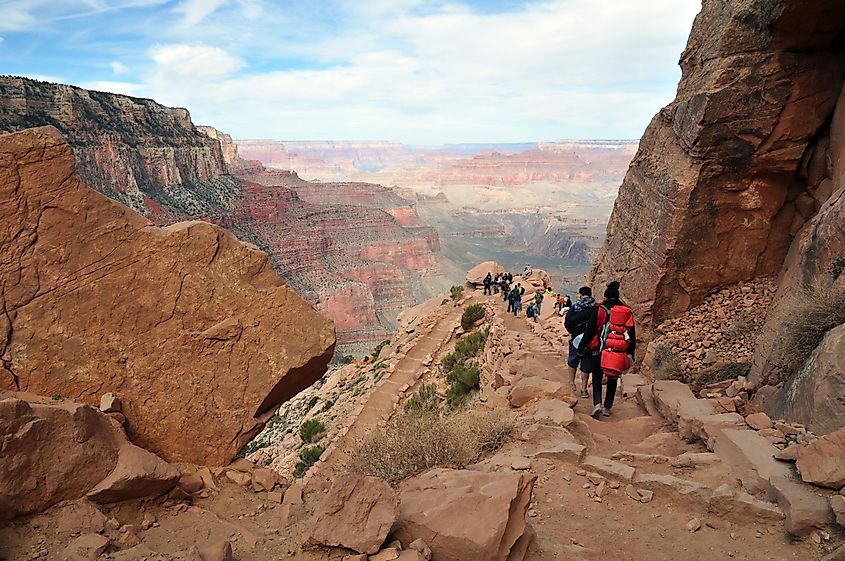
left=578, top=281, right=636, bottom=419
left=493, top=273, right=500, bottom=294
left=483, top=272, right=492, bottom=295
left=564, top=286, right=596, bottom=398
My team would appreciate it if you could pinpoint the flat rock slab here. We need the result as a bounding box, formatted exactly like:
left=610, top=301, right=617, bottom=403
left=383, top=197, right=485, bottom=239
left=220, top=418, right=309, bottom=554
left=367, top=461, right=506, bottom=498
left=580, top=456, right=636, bottom=482
left=713, top=428, right=791, bottom=494
left=530, top=400, right=575, bottom=427
left=634, top=473, right=712, bottom=504
left=653, top=380, right=715, bottom=425
left=708, top=484, right=784, bottom=522
left=796, top=427, right=845, bottom=489
left=767, top=476, right=832, bottom=537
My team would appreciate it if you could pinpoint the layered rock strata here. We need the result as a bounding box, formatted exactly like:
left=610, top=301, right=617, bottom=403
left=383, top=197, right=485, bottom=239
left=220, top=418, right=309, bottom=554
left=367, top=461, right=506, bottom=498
left=589, top=1, right=845, bottom=332
left=0, top=126, right=336, bottom=465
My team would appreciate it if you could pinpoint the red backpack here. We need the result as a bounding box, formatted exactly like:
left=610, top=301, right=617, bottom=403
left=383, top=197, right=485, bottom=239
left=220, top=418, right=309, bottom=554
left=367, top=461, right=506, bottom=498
left=599, top=304, right=634, bottom=377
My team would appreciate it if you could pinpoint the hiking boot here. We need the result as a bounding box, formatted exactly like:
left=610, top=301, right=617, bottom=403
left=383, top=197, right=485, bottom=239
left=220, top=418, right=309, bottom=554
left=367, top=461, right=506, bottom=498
left=579, top=389, right=589, bottom=399
left=602, top=407, right=612, bottom=417
left=591, top=404, right=603, bottom=419
left=569, top=382, right=578, bottom=392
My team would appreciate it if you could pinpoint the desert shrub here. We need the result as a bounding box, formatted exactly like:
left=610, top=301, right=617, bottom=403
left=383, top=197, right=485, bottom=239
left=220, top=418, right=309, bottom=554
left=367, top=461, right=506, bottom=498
left=441, top=298, right=450, bottom=305
left=450, top=285, right=464, bottom=301
left=307, top=396, right=319, bottom=410
left=371, top=339, right=391, bottom=360
left=829, top=257, right=845, bottom=281
left=651, top=343, right=684, bottom=381
left=768, top=285, right=845, bottom=383
left=446, top=365, right=480, bottom=408
left=461, top=304, right=486, bottom=330
left=321, top=400, right=334, bottom=412
left=341, top=354, right=355, bottom=364
left=405, top=383, right=441, bottom=415
left=440, top=327, right=489, bottom=372
left=347, top=409, right=514, bottom=485
left=294, top=445, right=325, bottom=478
left=299, top=418, right=325, bottom=443
left=694, top=362, right=751, bottom=387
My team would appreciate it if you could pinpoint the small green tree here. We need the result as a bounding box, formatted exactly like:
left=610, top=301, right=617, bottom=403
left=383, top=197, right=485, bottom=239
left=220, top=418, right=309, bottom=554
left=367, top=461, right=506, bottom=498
left=461, top=304, right=485, bottom=330
left=299, top=419, right=325, bottom=443
left=450, top=285, right=464, bottom=301
left=405, top=383, right=441, bottom=415
left=294, top=445, right=325, bottom=478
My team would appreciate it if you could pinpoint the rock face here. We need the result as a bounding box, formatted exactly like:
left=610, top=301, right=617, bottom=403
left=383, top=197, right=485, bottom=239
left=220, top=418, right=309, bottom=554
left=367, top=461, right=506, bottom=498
left=0, top=397, right=177, bottom=519
left=0, top=126, right=336, bottom=465
left=589, top=1, right=845, bottom=333
left=392, top=468, right=535, bottom=561
left=466, top=261, right=503, bottom=285
left=308, top=473, right=399, bottom=554
left=0, top=76, right=227, bottom=213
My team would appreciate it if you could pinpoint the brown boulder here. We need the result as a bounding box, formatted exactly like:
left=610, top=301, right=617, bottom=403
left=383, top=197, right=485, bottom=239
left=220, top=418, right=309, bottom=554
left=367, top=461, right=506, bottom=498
left=745, top=412, right=774, bottom=430
left=308, top=473, right=399, bottom=554
left=0, top=398, right=124, bottom=519
left=86, top=444, right=179, bottom=503
left=61, top=533, right=109, bottom=561
left=466, top=261, right=504, bottom=285
left=796, top=427, right=845, bottom=488
left=392, top=468, right=535, bottom=561
left=0, top=127, right=335, bottom=465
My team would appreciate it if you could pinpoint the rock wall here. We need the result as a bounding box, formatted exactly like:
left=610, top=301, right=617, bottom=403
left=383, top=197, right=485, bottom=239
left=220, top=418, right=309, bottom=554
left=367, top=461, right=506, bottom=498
left=0, top=76, right=227, bottom=212
left=589, top=0, right=845, bottom=333
left=0, top=126, right=336, bottom=465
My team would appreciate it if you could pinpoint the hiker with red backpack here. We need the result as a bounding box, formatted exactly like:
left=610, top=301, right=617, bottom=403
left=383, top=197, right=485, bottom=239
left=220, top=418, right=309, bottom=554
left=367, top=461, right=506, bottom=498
left=577, top=281, right=636, bottom=419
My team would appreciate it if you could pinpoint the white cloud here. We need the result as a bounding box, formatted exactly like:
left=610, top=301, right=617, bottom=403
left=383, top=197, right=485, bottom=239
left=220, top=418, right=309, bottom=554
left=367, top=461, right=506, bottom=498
left=79, top=80, right=141, bottom=96
left=174, top=0, right=229, bottom=27
left=135, top=0, right=700, bottom=143
left=111, top=61, right=130, bottom=75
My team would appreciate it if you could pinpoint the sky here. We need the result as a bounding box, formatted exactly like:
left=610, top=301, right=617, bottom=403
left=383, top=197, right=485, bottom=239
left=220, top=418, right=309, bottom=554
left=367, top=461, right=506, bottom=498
left=0, top=0, right=701, bottom=144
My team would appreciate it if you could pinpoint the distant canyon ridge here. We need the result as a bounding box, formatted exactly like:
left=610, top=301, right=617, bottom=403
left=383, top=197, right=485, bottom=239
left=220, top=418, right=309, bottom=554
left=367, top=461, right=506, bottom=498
left=0, top=75, right=635, bottom=354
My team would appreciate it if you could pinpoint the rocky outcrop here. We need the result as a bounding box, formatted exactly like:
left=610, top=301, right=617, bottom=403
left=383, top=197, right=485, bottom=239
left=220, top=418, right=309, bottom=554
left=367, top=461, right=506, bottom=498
left=796, top=427, right=845, bottom=489
left=0, top=396, right=176, bottom=519
left=589, top=1, right=845, bottom=333
left=0, top=76, right=227, bottom=212
left=0, top=126, right=335, bottom=465
left=392, top=468, right=535, bottom=561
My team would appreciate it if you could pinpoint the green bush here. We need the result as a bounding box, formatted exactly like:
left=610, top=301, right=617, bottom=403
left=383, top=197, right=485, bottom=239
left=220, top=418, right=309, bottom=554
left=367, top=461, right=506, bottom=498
left=294, top=445, right=325, bottom=478
left=446, top=365, right=480, bottom=408
left=441, top=298, right=450, bottom=305
left=441, top=328, right=489, bottom=372
left=307, top=396, right=319, bottom=410
left=371, top=339, right=391, bottom=360
left=321, top=400, right=334, bottom=413
left=405, top=384, right=441, bottom=415
left=341, top=354, right=355, bottom=364
left=461, top=304, right=486, bottom=330
left=450, top=285, right=464, bottom=301
left=299, top=418, right=325, bottom=443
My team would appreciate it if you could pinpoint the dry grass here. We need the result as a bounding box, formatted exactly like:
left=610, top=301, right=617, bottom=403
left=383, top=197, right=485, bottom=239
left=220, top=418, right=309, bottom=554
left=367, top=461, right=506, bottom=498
left=347, top=409, right=514, bottom=485
left=768, top=285, right=845, bottom=384
left=650, top=342, right=685, bottom=381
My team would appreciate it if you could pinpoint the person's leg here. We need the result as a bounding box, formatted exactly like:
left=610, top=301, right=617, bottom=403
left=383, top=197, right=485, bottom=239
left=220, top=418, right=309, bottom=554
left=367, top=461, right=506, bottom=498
left=579, top=353, right=592, bottom=398
left=604, top=377, right=619, bottom=412
left=591, top=364, right=604, bottom=418
left=566, top=340, right=579, bottom=391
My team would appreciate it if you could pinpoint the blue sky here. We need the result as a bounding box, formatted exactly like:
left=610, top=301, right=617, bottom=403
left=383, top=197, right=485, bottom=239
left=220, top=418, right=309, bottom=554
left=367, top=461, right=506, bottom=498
left=0, top=0, right=701, bottom=143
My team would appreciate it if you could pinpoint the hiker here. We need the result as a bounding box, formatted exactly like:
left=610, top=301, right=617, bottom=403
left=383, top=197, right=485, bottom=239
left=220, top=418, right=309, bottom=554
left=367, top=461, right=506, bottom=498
left=506, top=272, right=513, bottom=283
left=578, top=281, right=636, bottom=419
left=501, top=276, right=510, bottom=302
left=554, top=293, right=565, bottom=313
left=506, top=283, right=515, bottom=312
left=564, top=287, right=596, bottom=398
left=563, top=295, right=572, bottom=308
left=534, top=290, right=544, bottom=316
left=493, top=273, right=500, bottom=294
left=511, top=284, right=522, bottom=317
left=545, top=286, right=555, bottom=296
left=483, top=272, right=493, bottom=295
left=526, top=302, right=536, bottom=321
left=523, top=263, right=533, bottom=277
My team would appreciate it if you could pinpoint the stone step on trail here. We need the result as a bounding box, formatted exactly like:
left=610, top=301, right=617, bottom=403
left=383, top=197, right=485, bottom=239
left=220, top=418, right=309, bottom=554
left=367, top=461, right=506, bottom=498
left=713, top=428, right=791, bottom=494
left=767, top=476, right=832, bottom=537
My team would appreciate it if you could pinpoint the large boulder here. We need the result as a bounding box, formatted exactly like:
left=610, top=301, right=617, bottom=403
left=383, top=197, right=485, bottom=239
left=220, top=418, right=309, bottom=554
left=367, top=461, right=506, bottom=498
left=796, top=427, right=845, bottom=489
left=392, top=468, right=535, bottom=561
left=0, top=127, right=336, bottom=465
left=589, top=1, right=845, bottom=334
left=466, top=261, right=504, bottom=285
left=0, top=396, right=176, bottom=519
left=308, top=473, right=399, bottom=554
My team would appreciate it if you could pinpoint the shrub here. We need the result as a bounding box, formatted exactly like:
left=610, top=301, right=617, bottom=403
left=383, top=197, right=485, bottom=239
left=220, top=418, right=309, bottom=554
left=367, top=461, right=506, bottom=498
left=829, top=257, right=845, bottom=281
left=440, top=327, right=489, bottom=372
left=405, top=383, right=441, bottom=415
left=446, top=365, right=480, bottom=408
left=341, top=354, right=355, bottom=364
left=294, top=445, right=325, bottom=478
left=441, top=298, right=450, bottom=305
left=461, top=304, right=486, bottom=330
left=768, top=285, right=845, bottom=383
left=307, top=396, right=319, bottom=410
left=694, top=362, right=751, bottom=387
left=450, top=285, right=464, bottom=301
left=348, top=409, right=513, bottom=485
left=651, top=343, right=684, bottom=381
left=371, top=339, right=391, bottom=360
left=299, top=419, right=325, bottom=443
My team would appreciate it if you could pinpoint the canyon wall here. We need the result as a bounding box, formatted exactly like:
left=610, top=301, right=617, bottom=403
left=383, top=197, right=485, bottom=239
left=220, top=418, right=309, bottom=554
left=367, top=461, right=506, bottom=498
left=0, top=76, right=227, bottom=213
left=0, top=126, right=336, bottom=465
left=589, top=0, right=845, bottom=332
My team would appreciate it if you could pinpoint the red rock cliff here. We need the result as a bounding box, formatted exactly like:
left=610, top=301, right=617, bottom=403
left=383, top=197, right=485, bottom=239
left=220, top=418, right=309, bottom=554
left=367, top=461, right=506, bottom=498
left=0, top=126, right=336, bottom=465
left=589, top=1, right=845, bottom=332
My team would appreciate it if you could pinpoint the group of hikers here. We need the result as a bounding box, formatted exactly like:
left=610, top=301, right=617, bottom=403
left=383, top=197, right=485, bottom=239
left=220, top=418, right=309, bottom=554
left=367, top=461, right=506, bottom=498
left=482, top=269, right=637, bottom=420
